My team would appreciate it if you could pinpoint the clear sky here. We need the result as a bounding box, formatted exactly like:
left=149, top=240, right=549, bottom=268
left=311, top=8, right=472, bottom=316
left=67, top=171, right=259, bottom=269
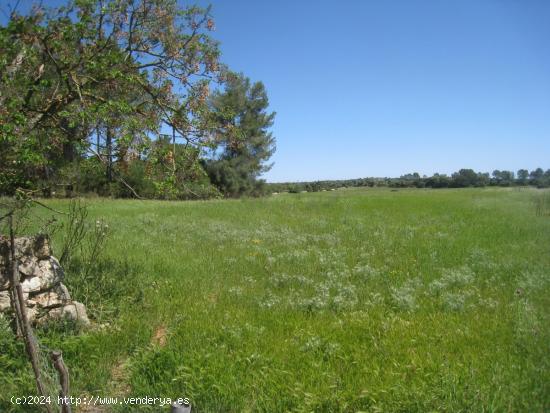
left=198, top=0, right=550, bottom=182
left=4, top=0, right=550, bottom=182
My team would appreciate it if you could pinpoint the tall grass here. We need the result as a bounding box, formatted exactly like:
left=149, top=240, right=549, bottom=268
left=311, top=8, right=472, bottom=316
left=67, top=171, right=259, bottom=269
left=1, top=188, right=549, bottom=412
left=534, top=190, right=550, bottom=216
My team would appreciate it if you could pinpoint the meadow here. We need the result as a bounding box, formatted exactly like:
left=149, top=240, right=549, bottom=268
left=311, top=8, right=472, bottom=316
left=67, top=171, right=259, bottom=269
left=1, top=187, right=549, bottom=412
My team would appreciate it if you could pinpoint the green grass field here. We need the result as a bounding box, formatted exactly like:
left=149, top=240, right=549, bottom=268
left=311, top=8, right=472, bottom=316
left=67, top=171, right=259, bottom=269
left=1, top=188, right=549, bottom=412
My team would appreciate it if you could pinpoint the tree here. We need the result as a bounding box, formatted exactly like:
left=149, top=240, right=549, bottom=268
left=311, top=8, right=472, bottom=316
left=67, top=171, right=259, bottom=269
left=425, top=173, right=450, bottom=188
left=491, top=170, right=502, bottom=185
left=142, top=134, right=219, bottom=199
left=204, top=72, right=276, bottom=197
left=517, top=169, right=529, bottom=185
left=1, top=0, right=223, bottom=196
left=491, top=170, right=514, bottom=186
left=529, top=168, right=544, bottom=187
left=451, top=169, right=478, bottom=187
left=477, top=172, right=490, bottom=187
left=500, top=170, right=514, bottom=186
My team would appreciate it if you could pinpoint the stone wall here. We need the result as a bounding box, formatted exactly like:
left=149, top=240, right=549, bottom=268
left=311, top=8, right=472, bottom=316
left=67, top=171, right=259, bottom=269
left=0, top=235, right=89, bottom=326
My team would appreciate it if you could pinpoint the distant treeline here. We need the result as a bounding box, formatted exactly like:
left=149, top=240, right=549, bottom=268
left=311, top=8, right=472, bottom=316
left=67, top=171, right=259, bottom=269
left=268, top=168, right=550, bottom=193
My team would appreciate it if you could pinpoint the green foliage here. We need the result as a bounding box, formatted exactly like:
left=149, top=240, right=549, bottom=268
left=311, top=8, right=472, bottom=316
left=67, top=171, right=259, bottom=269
left=144, top=136, right=221, bottom=200
left=1, top=0, right=279, bottom=200
left=451, top=168, right=481, bottom=187
left=203, top=158, right=267, bottom=197
left=492, top=169, right=515, bottom=186
left=0, top=0, right=223, bottom=195
left=204, top=72, right=276, bottom=197
left=116, top=160, right=156, bottom=199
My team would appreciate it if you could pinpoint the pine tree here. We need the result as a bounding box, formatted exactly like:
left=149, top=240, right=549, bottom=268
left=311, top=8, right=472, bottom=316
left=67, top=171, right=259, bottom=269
left=205, top=72, right=276, bottom=197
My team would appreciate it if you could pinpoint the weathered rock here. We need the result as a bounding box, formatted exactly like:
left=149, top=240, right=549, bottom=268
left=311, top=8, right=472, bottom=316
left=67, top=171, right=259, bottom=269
left=11, top=237, right=34, bottom=259
left=0, top=236, right=88, bottom=328
left=1, top=289, right=31, bottom=309
left=20, top=276, right=42, bottom=293
left=0, top=268, right=8, bottom=290
left=20, top=258, right=63, bottom=293
left=33, top=235, right=51, bottom=259
left=0, top=290, right=29, bottom=312
left=47, top=256, right=65, bottom=280
left=48, top=301, right=90, bottom=326
left=25, top=306, right=40, bottom=324
left=0, top=290, right=10, bottom=311
left=57, top=283, right=71, bottom=301
left=28, top=284, right=71, bottom=309
left=18, top=257, right=38, bottom=277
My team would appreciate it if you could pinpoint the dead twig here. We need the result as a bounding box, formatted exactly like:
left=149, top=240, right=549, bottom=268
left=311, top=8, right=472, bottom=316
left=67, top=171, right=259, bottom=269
left=51, top=351, right=72, bottom=413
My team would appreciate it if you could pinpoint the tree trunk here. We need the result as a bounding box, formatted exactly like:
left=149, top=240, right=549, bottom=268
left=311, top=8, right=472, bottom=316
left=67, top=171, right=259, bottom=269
left=106, top=127, right=113, bottom=182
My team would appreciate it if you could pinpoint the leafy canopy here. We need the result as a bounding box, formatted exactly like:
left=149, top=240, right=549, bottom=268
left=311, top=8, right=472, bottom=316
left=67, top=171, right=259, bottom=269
left=0, top=0, right=224, bottom=193
left=204, top=72, right=276, bottom=196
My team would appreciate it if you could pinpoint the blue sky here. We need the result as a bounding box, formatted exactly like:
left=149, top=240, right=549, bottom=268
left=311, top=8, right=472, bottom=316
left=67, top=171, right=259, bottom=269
left=198, top=0, right=550, bottom=181
left=4, top=0, right=550, bottom=182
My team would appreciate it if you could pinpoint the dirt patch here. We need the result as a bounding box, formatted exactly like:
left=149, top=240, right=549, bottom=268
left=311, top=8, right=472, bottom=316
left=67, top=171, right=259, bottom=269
left=151, top=324, right=168, bottom=347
